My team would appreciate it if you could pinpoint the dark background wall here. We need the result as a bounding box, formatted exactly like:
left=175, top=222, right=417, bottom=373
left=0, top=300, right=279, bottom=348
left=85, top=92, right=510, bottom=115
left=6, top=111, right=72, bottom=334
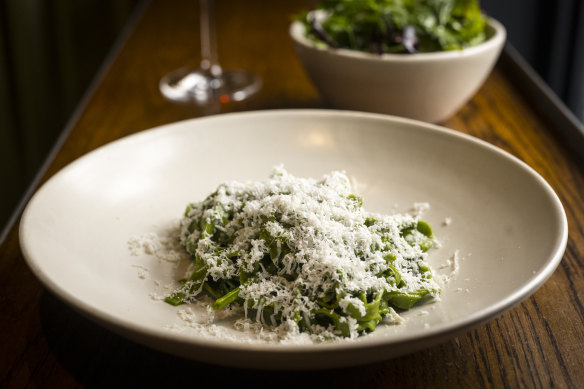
left=0, top=0, right=141, bottom=238
left=481, top=0, right=584, bottom=121
left=0, top=0, right=582, bottom=238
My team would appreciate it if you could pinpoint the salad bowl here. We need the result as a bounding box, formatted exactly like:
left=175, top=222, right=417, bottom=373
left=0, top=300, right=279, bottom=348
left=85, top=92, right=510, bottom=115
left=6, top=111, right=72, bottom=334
left=290, top=17, right=506, bottom=123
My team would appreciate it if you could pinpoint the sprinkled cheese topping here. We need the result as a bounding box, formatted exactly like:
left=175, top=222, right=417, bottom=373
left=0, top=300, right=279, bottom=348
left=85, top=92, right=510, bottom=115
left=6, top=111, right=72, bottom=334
left=166, top=166, right=440, bottom=339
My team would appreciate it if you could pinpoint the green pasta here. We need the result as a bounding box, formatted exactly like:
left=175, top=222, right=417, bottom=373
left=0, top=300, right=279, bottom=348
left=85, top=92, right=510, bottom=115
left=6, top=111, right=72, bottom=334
left=166, top=168, right=440, bottom=339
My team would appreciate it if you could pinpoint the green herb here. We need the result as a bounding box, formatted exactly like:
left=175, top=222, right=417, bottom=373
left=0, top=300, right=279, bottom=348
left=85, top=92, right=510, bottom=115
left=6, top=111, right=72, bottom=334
left=298, top=0, right=487, bottom=54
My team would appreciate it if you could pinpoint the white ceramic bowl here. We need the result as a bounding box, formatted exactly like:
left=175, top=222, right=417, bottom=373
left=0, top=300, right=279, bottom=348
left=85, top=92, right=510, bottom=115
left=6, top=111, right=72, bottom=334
left=20, top=110, right=566, bottom=369
left=290, top=18, right=506, bottom=123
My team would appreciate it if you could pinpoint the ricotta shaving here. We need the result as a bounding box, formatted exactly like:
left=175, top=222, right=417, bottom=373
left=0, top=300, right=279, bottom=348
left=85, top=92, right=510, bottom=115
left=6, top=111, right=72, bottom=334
left=166, top=167, right=441, bottom=340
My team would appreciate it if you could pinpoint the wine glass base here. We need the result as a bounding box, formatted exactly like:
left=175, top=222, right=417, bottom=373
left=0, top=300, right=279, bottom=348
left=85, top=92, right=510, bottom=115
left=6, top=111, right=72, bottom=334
left=159, top=67, right=261, bottom=104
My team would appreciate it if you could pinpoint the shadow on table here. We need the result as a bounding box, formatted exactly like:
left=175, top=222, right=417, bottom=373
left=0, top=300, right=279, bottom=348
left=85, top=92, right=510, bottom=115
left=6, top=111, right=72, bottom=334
left=39, top=291, right=447, bottom=388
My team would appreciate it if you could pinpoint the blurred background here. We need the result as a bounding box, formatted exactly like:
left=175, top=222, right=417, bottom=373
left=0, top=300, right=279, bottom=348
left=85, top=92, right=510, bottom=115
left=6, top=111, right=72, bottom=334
left=0, top=0, right=582, bottom=236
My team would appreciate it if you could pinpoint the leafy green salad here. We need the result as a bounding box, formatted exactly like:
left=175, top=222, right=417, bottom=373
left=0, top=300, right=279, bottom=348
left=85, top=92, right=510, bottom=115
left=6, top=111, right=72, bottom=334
left=166, top=167, right=440, bottom=339
left=298, top=0, right=488, bottom=54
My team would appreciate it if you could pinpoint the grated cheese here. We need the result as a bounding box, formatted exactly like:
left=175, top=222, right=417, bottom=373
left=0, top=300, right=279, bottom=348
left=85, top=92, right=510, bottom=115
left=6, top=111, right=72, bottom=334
left=169, top=167, right=441, bottom=340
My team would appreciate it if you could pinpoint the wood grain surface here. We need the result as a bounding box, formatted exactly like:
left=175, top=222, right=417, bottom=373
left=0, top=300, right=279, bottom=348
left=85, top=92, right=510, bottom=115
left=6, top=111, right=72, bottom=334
left=1, top=0, right=583, bottom=387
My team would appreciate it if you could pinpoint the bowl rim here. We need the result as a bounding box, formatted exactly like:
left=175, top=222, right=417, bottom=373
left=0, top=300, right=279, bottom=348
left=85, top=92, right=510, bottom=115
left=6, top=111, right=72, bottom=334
left=289, top=16, right=506, bottom=62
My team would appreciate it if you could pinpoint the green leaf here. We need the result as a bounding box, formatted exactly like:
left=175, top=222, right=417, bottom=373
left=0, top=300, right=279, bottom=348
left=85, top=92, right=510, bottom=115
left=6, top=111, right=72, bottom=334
left=300, top=0, right=487, bottom=53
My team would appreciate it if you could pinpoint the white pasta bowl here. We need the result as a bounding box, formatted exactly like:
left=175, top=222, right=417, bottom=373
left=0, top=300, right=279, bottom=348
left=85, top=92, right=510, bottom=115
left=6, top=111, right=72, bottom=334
left=290, top=17, right=506, bottom=123
left=20, top=110, right=566, bottom=370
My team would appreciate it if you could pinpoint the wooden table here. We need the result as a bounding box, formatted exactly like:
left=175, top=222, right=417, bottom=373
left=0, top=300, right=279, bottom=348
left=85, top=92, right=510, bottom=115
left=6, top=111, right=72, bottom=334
left=1, top=0, right=583, bottom=387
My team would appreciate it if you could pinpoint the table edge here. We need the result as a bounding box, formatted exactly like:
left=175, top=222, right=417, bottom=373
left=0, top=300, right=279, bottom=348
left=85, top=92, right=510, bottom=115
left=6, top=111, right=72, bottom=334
left=499, top=42, right=584, bottom=169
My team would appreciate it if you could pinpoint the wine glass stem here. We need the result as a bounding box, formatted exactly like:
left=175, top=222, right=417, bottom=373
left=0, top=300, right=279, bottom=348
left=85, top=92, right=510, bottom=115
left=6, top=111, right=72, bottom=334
left=199, top=0, right=222, bottom=78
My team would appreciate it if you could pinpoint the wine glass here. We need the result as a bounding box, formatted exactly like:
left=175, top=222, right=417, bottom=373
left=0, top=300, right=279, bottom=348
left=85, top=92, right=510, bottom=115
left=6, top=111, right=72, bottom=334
left=159, top=0, right=261, bottom=104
